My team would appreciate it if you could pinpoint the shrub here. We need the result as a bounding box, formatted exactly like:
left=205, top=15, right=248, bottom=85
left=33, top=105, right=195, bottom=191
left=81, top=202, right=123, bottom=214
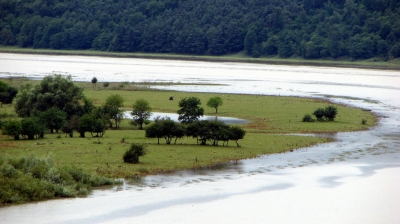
left=123, top=143, right=148, bottom=164
left=103, top=82, right=110, bottom=88
left=362, top=119, right=367, bottom=125
left=302, top=114, right=315, bottom=122
left=324, top=106, right=337, bottom=121
left=2, top=120, right=21, bottom=140
left=312, top=108, right=325, bottom=121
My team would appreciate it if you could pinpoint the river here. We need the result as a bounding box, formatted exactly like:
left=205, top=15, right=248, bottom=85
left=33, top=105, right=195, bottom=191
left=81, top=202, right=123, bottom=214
left=0, top=53, right=399, bottom=224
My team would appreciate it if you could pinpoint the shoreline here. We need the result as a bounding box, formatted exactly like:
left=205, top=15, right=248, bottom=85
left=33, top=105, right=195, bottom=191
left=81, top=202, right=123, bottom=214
left=1, top=47, right=399, bottom=71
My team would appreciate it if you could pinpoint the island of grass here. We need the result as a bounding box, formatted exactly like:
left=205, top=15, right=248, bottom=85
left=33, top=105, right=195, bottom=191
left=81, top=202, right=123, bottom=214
left=0, top=77, right=376, bottom=205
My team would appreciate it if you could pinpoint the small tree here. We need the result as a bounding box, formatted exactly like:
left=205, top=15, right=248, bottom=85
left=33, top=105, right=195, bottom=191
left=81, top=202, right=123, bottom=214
left=313, top=108, right=325, bottom=121
left=2, top=120, right=22, bottom=140
left=177, top=97, right=204, bottom=124
left=91, top=77, right=98, bottom=88
left=207, top=96, right=223, bottom=113
left=39, top=107, right=67, bottom=133
left=123, top=143, right=148, bottom=164
left=228, top=126, right=246, bottom=147
left=324, top=106, right=338, bottom=121
left=21, top=117, right=43, bottom=140
left=131, top=99, right=152, bottom=130
left=104, top=94, right=124, bottom=128
left=77, top=114, right=93, bottom=137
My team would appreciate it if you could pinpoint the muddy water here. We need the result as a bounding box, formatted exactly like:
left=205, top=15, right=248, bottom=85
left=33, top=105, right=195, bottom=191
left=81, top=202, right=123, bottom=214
left=0, top=53, right=400, bottom=224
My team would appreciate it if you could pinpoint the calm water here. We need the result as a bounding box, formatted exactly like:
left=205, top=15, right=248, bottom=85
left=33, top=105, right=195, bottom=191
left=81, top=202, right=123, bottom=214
left=0, top=53, right=399, bottom=224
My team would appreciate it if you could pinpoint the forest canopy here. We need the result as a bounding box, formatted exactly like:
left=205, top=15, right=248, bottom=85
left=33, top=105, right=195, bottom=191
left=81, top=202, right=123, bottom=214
left=0, top=0, right=399, bottom=60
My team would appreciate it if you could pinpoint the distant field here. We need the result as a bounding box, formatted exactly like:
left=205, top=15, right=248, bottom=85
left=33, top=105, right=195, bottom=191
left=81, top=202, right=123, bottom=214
left=0, top=78, right=376, bottom=177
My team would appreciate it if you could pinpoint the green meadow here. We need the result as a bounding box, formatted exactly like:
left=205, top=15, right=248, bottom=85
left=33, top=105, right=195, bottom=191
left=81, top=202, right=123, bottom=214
left=0, top=78, right=376, bottom=178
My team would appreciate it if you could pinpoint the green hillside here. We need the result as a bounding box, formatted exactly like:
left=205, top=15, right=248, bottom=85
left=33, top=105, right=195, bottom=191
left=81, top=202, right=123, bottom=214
left=0, top=0, right=399, bottom=60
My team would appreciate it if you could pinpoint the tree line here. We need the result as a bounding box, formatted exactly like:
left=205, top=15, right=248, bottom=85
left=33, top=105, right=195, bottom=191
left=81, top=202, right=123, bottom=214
left=0, top=75, right=245, bottom=147
left=1, top=0, right=399, bottom=60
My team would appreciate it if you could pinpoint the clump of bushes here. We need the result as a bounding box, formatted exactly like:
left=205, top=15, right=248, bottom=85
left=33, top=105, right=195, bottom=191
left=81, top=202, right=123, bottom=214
left=103, top=82, right=110, bottom=88
left=123, top=143, right=148, bottom=164
left=302, top=105, right=338, bottom=122
left=302, top=114, right=315, bottom=122
left=0, top=154, right=120, bottom=206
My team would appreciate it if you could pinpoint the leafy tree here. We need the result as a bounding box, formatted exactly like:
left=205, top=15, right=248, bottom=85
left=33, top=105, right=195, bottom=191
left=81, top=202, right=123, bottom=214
left=76, top=114, right=93, bottom=138
left=0, top=81, right=17, bottom=107
left=104, top=94, right=124, bottom=128
left=185, top=120, right=210, bottom=145
left=14, top=75, right=84, bottom=118
left=39, top=107, right=67, bottom=133
left=177, top=97, right=204, bottom=124
left=123, top=143, right=148, bottom=164
left=145, top=118, right=185, bottom=144
left=206, top=97, right=223, bottom=113
left=21, top=117, right=43, bottom=140
left=313, top=108, right=325, bottom=121
left=2, top=120, right=22, bottom=140
left=131, top=99, right=152, bottom=130
left=324, top=106, right=338, bottom=121
left=228, top=126, right=246, bottom=147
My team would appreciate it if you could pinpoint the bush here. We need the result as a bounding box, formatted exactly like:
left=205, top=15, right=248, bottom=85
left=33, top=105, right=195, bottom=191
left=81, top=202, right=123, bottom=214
left=362, top=119, right=367, bottom=125
left=103, top=82, right=110, bottom=88
left=324, top=106, right=337, bottom=121
left=302, top=114, right=315, bottom=122
left=2, top=120, right=21, bottom=140
left=312, top=108, right=325, bottom=121
left=123, top=143, right=148, bottom=164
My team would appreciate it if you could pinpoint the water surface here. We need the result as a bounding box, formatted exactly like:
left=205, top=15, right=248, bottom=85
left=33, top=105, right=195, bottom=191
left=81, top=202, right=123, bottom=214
left=0, top=53, right=399, bottom=224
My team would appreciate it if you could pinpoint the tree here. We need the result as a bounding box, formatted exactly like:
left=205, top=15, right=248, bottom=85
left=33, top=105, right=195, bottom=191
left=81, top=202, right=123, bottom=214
left=76, top=114, right=93, bottom=138
left=206, top=96, right=223, bottom=113
left=14, top=75, right=84, bottom=118
left=177, top=97, right=204, bottom=124
left=39, top=107, right=67, bottom=133
left=313, top=108, right=325, bottom=121
left=2, top=120, right=22, bottom=140
left=91, top=77, right=98, bottom=88
left=123, top=143, right=148, bottom=164
left=228, top=126, right=246, bottom=147
left=21, top=117, right=43, bottom=140
left=104, top=94, right=124, bottom=128
left=145, top=118, right=185, bottom=144
left=324, top=106, right=338, bottom=121
left=131, top=99, right=152, bottom=130
left=0, top=81, right=17, bottom=107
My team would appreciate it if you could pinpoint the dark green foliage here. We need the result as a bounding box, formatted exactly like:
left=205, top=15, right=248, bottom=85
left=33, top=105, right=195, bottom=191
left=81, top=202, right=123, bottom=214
left=2, top=120, right=21, bottom=140
left=177, top=97, right=204, bottom=124
left=1, top=0, right=398, bottom=60
left=312, top=106, right=338, bottom=121
left=302, top=114, right=315, bottom=122
left=0, top=81, right=18, bottom=107
left=91, top=77, right=97, bottom=87
left=123, top=143, right=148, bottom=164
left=21, top=117, right=43, bottom=140
left=0, top=155, right=118, bottom=206
left=313, top=108, right=326, bottom=121
left=324, top=106, right=338, bottom=121
left=145, top=117, right=185, bottom=144
left=14, top=75, right=84, bottom=118
left=103, top=82, right=110, bottom=88
left=39, top=107, right=67, bottom=133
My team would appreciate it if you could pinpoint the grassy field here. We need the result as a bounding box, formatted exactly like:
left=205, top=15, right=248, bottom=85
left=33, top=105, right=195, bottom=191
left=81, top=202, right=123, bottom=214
left=1, top=46, right=400, bottom=70
left=0, top=78, right=376, bottom=178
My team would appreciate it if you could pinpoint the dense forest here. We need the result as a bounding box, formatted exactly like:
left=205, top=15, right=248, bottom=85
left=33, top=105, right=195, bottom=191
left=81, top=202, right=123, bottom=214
left=0, top=0, right=399, bottom=60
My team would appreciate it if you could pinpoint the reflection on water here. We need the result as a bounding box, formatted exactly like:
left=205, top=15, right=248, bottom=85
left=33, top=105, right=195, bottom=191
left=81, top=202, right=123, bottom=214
left=0, top=53, right=399, bottom=224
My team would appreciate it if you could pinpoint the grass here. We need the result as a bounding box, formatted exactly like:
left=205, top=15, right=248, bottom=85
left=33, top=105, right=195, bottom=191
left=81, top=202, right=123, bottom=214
left=0, top=78, right=376, bottom=179
left=1, top=46, right=400, bottom=70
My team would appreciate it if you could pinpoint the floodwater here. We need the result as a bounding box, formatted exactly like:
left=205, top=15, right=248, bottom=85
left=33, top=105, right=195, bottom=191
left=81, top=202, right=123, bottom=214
left=0, top=53, right=399, bottom=224
left=124, top=112, right=249, bottom=124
